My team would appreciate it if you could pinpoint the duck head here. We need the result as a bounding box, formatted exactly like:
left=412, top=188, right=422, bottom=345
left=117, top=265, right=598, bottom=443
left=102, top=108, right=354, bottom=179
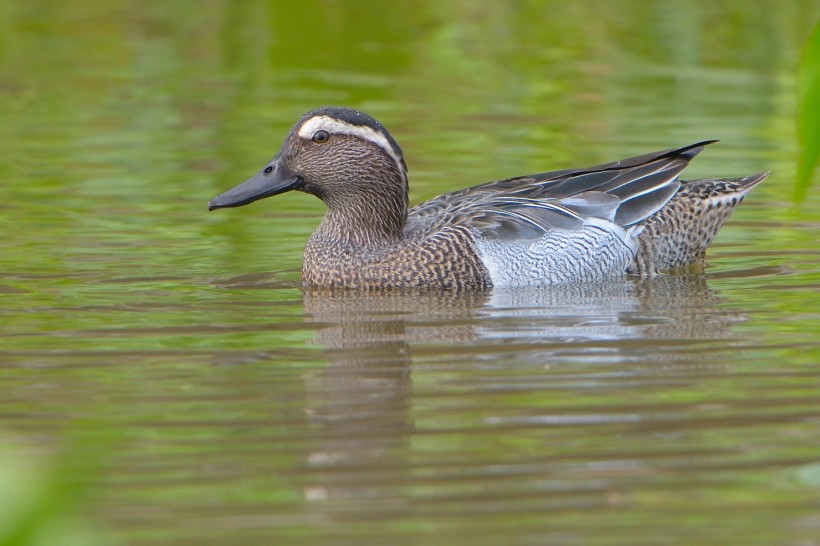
left=208, top=107, right=409, bottom=216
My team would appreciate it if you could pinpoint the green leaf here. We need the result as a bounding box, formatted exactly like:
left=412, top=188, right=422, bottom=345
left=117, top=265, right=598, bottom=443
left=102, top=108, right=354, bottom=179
left=795, top=21, right=820, bottom=202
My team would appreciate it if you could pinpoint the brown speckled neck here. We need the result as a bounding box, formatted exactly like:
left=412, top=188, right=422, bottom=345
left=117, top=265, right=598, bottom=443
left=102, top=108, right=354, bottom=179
left=313, top=181, right=408, bottom=248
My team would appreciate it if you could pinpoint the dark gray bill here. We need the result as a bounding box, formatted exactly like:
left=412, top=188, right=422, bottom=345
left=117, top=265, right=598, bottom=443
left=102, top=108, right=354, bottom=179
left=208, top=160, right=301, bottom=211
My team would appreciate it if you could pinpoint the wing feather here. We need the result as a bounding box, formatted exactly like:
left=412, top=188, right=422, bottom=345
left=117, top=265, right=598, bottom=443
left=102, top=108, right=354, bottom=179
left=407, top=141, right=716, bottom=240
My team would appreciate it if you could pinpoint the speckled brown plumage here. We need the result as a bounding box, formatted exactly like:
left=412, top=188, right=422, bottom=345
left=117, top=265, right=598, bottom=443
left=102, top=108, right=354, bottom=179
left=303, top=225, right=491, bottom=290
left=628, top=174, right=767, bottom=275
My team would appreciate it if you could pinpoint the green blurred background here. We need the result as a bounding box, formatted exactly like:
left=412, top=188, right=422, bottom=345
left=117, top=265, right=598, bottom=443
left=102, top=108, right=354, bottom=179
left=1, top=1, right=819, bottom=545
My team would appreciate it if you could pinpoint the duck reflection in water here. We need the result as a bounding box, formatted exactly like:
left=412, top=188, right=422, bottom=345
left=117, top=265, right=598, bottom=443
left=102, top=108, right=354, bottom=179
left=295, top=273, right=744, bottom=505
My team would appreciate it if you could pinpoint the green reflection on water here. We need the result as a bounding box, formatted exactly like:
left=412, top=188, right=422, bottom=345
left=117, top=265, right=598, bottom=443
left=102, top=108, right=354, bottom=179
left=1, top=1, right=819, bottom=545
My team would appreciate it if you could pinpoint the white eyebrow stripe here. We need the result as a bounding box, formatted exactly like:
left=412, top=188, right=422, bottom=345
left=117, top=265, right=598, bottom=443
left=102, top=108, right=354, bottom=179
left=297, top=115, right=405, bottom=177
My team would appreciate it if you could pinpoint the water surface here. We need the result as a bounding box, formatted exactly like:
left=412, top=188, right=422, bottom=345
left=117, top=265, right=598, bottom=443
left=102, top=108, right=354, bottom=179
left=1, top=2, right=819, bottom=545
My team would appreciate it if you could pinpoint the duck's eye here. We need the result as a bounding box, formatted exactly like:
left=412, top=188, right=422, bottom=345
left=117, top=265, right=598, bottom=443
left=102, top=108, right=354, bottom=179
left=311, top=130, right=330, bottom=144
left=263, top=165, right=273, bottom=174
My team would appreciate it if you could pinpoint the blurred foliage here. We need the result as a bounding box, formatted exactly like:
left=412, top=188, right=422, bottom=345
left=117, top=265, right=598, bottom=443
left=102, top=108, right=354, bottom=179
left=795, top=21, right=820, bottom=201
left=0, top=429, right=112, bottom=546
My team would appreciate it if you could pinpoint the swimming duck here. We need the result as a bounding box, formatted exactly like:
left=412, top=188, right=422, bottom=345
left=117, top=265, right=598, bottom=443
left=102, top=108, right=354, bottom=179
left=209, top=106, right=767, bottom=289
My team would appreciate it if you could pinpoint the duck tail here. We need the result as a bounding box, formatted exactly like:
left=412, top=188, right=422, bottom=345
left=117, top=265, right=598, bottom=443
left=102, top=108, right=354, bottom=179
left=628, top=172, right=769, bottom=275
left=732, top=171, right=770, bottom=193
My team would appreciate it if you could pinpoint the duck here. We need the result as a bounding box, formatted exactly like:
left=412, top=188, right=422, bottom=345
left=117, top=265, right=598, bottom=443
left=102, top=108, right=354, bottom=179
left=208, top=106, right=767, bottom=290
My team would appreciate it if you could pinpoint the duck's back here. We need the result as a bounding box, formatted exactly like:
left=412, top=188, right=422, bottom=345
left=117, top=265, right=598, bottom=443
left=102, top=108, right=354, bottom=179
left=405, top=142, right=766, bottom=286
